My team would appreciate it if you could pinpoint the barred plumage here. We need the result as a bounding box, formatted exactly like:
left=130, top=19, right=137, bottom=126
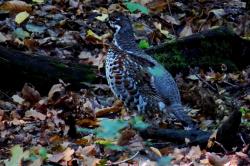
left=106, top=12, right=195, bottom=128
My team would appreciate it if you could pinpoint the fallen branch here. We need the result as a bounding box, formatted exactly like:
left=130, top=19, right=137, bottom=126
left=139, top=110, right=249, bottom=151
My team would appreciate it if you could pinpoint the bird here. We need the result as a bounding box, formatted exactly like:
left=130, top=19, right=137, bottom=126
left=105, top=12, right=195, bottom=129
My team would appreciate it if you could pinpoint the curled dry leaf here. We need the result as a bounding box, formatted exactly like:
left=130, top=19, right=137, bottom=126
left=79, top=145, right=97, bottom=156
left=48, top=147, right=74, bottom=163
left=0, top=109, right=4, bottom=122
left=0, top=0, right=32, bottom=13
left=150, top=147, right=162, bottom=157
left=48, top=84, right=65, bottom=101
left=21, top=83, right=41, bottom=104
left=79, top=51, right=105, bottom=68
left=25, top=108, right=46, bottom=120
left=12, top=94, right=25, bottom=104
left=206, top=152, right=229, bottom=166
left=186, top=146, right=202, bottom=161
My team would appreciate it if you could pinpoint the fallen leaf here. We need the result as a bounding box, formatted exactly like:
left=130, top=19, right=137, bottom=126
left=32, top=0, right=45, bottom=4
left=179, top=24, right=193, bottom=37
left=48, top=84, right=65, bottom=101
left=0, top=1, right=32, bottom=13
left=186, top=146, right=202, bottom=161
left=209, top=9, right=226, bottom=19
left=0, top=109, right=4, bottom=122
left=154, top=22, right=169, bottom=37
left=95, top=13, right=108, bottom=22
left=25, top=108, right=46, bottom=120
left=21, top=83, right=41, bottom=104
left=15, top=11, right=29, bottom=24
left=4, top=145, right=30, bottom=166
left=13, top=28, right=30, bottom=40
left=0, top=32, right=7, bottom=42
left=150, top=147, right=162, bottom=157
left=12, top=94, right=25, bottom=104
left=206, top=152, right=229, bottom=166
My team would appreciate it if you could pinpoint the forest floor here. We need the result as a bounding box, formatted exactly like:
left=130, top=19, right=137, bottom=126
left=0, top=0, right=250, bottom=165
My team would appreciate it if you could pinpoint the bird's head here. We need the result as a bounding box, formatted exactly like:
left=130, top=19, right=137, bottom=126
left=108, top=12, right=132, bottom=32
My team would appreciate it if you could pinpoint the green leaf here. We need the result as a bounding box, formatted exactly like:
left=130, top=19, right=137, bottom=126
left=138, top=39, right=150, bottom=49
left=240, top=107, right=250, bottom=115
left=130, top=116, right=149, bottom=130
left=125, top=2, right=149, bottom=14
left=157, top=156, right=173, bottom=166
left=96, top=140, right=125, bottom=151
left=13, top=28, right=30, bottom=40
left=4, top=145, right=30, bottom=166
left=38, top=147, right=47, bottom=159
left=96, top=118, right=128, bottom=139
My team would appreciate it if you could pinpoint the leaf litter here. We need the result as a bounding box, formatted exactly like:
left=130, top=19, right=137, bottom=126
left=0, top=0, right=249, bottom=165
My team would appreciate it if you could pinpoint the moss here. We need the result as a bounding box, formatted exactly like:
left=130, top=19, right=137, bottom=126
left=50, top=61, right=68, bottom=69
left=154, top=46, right=188, bottom=72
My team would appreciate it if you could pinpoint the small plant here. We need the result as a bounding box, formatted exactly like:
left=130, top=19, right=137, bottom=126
left=123, top=1, right=149, bottom=14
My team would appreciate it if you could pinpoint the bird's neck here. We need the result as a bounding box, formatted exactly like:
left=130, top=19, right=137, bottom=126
left=113, top=25, right=139, bottom=53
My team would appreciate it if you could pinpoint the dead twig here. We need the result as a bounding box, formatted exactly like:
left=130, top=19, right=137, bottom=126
left=107, top=151, right=140, bottom=165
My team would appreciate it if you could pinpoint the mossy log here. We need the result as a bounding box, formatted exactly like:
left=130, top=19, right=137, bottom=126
left=0, top=45, right=98, bottom=94
left=0, top=27, right=249, bottom=93
left=146, top=27, right=250, bottom=73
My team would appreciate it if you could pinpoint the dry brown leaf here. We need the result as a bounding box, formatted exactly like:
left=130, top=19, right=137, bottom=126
left=48, top=148, right=74, bottom=163
left=49, top=135, right=64, bottom=143
left=48, top=84, right=65, bottom=101
left=76, top=119, right=99, bottom=127
left=0, top=0, right=32, bottom=13
left=207, top=129, right=217, bottom=148
left=117, top=128, right=136, bottom=146
left=80, top=145, right=97, bottom=156
left=63, top=147, right=75, bottom=162
left=170, top=148, right=185, bottom=161
left=82, top=155, right=100, bottom=166
left=96, top=100, right=123, bottom=117
left=206, top=152, right=229, bottom=166
left=108, top=4, right=124, bottom=13
left=150, top=147, right=162, bottom=157
left=186, top=146, right=202, bottom=161
left=75, top=138, right=89, bottom=146
left=79, top=51, right=105, bottom=68
left=48, top=152, right=65, bottom=163
left=25, top=108, right=46, bottom=120
left=0, top=109, right=4, bottom=122
left=21, top=83, right=41, bottom=104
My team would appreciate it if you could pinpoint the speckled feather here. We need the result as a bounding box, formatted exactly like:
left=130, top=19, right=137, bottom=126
left=106, top=12, right=195, bottom=128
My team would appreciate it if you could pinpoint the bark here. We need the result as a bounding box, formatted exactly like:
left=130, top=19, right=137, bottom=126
left=146, top=27, right=250, bottom=73
left=0, top=45, right=98, bottom=94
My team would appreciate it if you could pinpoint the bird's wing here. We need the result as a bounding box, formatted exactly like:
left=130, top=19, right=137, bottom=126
left=109, top=45, right=162, bottom=103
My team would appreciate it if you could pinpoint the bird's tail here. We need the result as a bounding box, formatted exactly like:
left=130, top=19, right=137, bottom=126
left=170, top=103, right=197, bottom=130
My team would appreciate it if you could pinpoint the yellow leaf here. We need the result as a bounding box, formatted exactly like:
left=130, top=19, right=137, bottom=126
left=86, top=29, right=102, bottom=40
left=15, top=11, right=29, bottom=24
left=95, top=13, right=108, bottom=22
left=32, top=0, right=45, bottom=3
left=154, top=22, right=169, bottom=36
